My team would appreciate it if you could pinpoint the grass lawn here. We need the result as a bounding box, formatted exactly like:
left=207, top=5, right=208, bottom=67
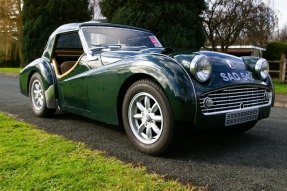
left=0, top=112, right=203, bottom=191
left=273, top=80, right=287, bottom=94
left=0, top=68, right=22, bottom=73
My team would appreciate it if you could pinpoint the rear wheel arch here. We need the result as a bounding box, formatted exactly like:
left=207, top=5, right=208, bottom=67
left=27, top=70, right=37, bottom=96
left=24, top=59, right=55, bottom=96
left=27, top=67, right=57, bottom=110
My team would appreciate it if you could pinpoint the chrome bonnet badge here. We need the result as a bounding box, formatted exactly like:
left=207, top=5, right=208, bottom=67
left=226, top=60, right=236, bottom=69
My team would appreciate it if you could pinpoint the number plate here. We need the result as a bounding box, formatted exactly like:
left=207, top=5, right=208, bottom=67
left=225, top=109, right=259, bottom=126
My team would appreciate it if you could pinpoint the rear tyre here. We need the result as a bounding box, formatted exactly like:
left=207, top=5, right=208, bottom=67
left=29, top=73, right=55, bottom=117
left=122, top=79, right=174, bottom=155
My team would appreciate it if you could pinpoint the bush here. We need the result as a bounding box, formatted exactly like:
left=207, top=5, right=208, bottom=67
left=0, top=60, right=20, bottom=68
left=264, top=41, right=287, bottom=60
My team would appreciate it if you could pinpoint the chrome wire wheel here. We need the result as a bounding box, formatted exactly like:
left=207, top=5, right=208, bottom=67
left=128, top=92, right=163, bottom=144
left=31, top=79, right=44, bottom=111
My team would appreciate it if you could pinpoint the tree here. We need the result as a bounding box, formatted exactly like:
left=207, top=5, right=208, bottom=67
left=203, top=0, right=277, bottom=52
left=0, top=0, right=23, bottom=67
left=242, top=2, right=277, bottom=47
left=22, top=0, right=92, bottom=65
left=276, top=26, right=287, bottom=42
left=100, top=0, right=206, bottom=50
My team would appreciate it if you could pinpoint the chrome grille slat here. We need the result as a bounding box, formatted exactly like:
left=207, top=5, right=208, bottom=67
left=215, top=97, right=265, bottom=105
left=200, top=86, right=271, bottom=115
left=201, top=95, right=265, bottom=103
left=211, top=99, right=263, bottom=107
left=207, top=90, right=266, bottom=97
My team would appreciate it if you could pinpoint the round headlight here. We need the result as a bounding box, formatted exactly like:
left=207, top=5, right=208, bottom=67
left=190, top=55, right=212, bottom=82
left=255, top=58, right=269, bottom=80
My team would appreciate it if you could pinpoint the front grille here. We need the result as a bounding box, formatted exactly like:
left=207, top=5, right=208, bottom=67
left=200, top=86, right=272, bottom=115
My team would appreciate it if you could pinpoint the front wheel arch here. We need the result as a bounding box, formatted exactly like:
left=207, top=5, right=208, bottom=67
left=117, top=74, right=155, bottom=125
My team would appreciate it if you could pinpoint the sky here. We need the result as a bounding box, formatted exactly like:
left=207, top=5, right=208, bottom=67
left=266, top=0, right=287, bottom=29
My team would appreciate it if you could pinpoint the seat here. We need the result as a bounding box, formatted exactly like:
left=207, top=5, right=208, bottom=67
left=60, top=61, right=76, bottom=74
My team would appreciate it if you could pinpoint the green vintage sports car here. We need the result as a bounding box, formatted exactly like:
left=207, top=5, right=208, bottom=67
left=20, top=21, right=274, bottom=155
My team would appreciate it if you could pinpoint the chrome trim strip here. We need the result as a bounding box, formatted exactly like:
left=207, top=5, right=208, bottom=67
left=78, top=29, right=91, bottom=60
left=202, top=105, right=270, bottom=115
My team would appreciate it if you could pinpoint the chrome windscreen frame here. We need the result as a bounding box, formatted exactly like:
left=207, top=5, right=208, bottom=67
left=78, top=29, right=92, bottom=60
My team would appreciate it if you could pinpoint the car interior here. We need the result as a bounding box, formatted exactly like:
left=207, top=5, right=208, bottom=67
left=52, top=32, right=84, bottom=78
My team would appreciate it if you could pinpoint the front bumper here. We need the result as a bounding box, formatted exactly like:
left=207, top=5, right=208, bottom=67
left=194, top=105, right=271, bottom=131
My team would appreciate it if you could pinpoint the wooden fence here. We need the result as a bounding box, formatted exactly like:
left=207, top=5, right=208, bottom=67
left=268, top=53, right=286, bottom=83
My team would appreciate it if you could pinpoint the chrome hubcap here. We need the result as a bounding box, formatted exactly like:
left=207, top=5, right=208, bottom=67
left=128, top=92, right=163, bottom=144
left=31, top=80, right=44, bottom=111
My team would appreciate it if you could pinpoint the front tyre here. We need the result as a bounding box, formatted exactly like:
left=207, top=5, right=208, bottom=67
left=29, top=73, right=55, bottom=117
left=123, top=79, right=174, bottom=155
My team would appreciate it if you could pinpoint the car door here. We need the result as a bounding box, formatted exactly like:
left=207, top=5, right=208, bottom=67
left=53, top=32, right=90, bottom=115
left=57, top=61, right=89, bottom=113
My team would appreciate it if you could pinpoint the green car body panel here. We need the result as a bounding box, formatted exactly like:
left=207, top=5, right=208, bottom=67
left=20, top=58, right=55, bottom=96
left=20, top=21, right=274, bottom=132
left=21, top=52, right=197, bottom=125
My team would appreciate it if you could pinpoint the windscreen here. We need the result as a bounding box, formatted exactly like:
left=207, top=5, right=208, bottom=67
left=81, top=26, right=162, bottom=49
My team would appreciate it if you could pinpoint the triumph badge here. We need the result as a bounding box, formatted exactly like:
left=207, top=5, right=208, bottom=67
left=226, top=60, right=236, bottom=69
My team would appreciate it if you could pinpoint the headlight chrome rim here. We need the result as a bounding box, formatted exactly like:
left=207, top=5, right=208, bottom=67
left=190, top=55, right=212, bottom=82
left=255, top=58, right=269, bottom=80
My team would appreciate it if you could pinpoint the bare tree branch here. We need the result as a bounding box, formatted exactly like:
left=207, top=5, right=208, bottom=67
left=203, top=0, right=278, bottom=52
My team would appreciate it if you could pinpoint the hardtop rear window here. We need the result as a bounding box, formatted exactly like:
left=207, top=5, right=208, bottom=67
left=56, top=32, right=82, bottom=49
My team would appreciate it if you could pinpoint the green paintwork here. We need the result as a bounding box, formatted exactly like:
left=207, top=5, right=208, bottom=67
left=20, top=58, right=55, bottom=96
left=19, top=21, right=274, bottom=130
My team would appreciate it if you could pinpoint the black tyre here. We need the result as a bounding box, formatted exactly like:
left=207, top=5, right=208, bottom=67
left=122, top=79, right=174, bottom=155
left=29, top=73, right=55, bottom=117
